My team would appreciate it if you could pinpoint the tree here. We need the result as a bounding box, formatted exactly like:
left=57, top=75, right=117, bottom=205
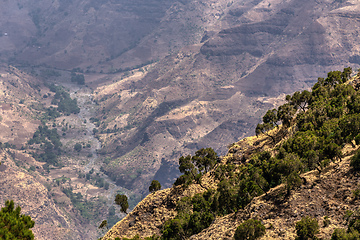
left=149, top=180, right=161, bottom=193
left=0, top=200, right=35, bottom=240
left=277, top=103, right=296, bottom=127
left=234, top=219, right=266, bottom=240
left=191, top=148, right=218, bottom=173
left=176, top=149, right=217, bottom=189
left=350, top=150, right=360, bottom=171
left=71, top=72, right=85, bottom=85
left=98, top=220, right=108, bottom=229
left=342, top=67, right=352, bottom=82
left=263, top=109, right=278, bottom=127
left=325, top=71, right=343, bottom=87
left=295, top=216, right=319, bottom=240
left=115, top=194, right=129, bottom=214
left=255, top=123, right=276, bottom=142
left=216, top=180, right=237, bottom=214
left=288, top=90, right=312, bottom=112
left=74, top=143, right=82, bottom=152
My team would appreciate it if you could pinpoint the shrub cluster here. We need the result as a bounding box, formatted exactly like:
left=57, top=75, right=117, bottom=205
left=165, top=68, right=360, bottom=239
left=331, top=209, right=360, bottom=239
left=234, top=219, right=266, bottom=240
left=50, top=84, right=80, bottom=115
left=28, top=125, right=62, bottom=166
left=71, top=72, right=85, bottom=85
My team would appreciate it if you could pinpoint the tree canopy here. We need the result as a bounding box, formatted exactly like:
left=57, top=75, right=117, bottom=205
left=0, top=200, right=35, bottom=240
left=149, top=180, right=161, bottom=193
left=115, top=194, right=129, bottom=214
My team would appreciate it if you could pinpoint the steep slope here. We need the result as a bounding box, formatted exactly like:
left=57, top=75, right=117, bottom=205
left=85, top=0, right=360, bottom=195
left=3, top=0, right=360, bottom=195
left=0, top=65, right=86, bottom=239
left=102, top=135, right=360, bottom=240
left=1, top=0, right=231, bottom=70
left=0, top=149, right=83, bottom=240
left=102, top=72, right=360, bottom=240
left=0, top=64, right=43, bottom=146
left=2, top=2, right=360, bottom=239
left=0, top=65, right=123, bottom=239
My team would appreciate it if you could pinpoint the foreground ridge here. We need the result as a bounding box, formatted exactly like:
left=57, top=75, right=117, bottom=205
left=103, top=69, right=360, bottom=240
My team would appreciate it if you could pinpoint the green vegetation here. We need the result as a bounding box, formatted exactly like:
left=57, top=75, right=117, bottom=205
left=164, top=68, right=360, bottom=239
left=174, top=148, right=218, bottom=188
left=28, top=125, right=62, bottom=166
left=98, top=220, right=108, bottom=229
left=49, top=84, right=80, bottom=115
left=149, top=180, right=161, bottom=193
left=42, top=106, right=61, bottom=121
left=71, top=72, right=85, bottom=85
left=295, top=216, right=319, bottom=240
left=331, top=209, right=360, bottom=239
left=74, top=143, right=82, bottom=152
left=234, top=219, right=266, bottom=240
left=350, top=150, right=360, bottom=171
left=0, top=200, right=35, bottom=240
left=97, top=68, right=360, bottom=239
left=115, top=194, right=129, bottom=214
left=62, top=188, right=106, bottom=223
left=162, top=193, right=215, bottom=240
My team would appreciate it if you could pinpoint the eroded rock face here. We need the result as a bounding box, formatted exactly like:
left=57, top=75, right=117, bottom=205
left=94, top=0, right=360, bottom=193
left=0, top=151, right=81, bottom=240
left=2, top=1, right=360, bottom=239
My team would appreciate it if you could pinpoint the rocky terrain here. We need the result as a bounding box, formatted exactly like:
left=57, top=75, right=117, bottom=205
left=103, top=120, right=360, bottom=240
left=1, top=0, right=360, bottom=239
left=90, top=0, right=360, bottom=196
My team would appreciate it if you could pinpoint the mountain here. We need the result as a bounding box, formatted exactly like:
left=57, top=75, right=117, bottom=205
left=1, top=0, right=360, bottom=239
left=102, top=71, right=360, bottom=239
left=87, top=0, right=360, bottom=194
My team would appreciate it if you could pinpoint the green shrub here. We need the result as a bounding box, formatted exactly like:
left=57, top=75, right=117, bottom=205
left=74, top=143, right=82, bottom=152
left=355, top=133, right=360, bottom=145
left=351, top=150, right=360, bottom=171
left=149, top=180, right=161, bottom=193
left=331, top=228, right=360, bottom=240
left=295, top=216, right=319, bottom=240
left=115, top=194, right=128, bottom=214
left=234, top=219, right=266, bottom=240
left=71, top=73, right=85, bottom=85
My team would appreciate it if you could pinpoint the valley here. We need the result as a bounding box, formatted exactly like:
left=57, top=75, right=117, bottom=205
left=1, top=0, right=360, bottom=239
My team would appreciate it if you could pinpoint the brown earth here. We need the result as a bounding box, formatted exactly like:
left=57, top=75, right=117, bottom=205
left=0, top=66, right=124, bottom=239
left=80, top=0, right=360, bottom=196
left=1, top=1, right=360, bottom=239
left=103, top=132, right=360, bottom=240
left=0, top=149, right=81, bottom=240
left=2, top=0, right=360, bottom=196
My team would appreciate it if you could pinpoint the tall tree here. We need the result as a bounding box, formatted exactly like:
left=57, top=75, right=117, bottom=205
left=149, top=180, right=161, bottom=193
left=0, top=200, right=35, bottom=240
left=115, top=194, right=129, bottom=214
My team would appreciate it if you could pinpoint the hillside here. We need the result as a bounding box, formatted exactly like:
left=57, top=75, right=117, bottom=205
left=103, top=70, right=360, bottom=240
left=81, top=0, right=360, bottom=195
left=2, top=0, right=360, bottom=195
left=103, top=142, right=360, bottom=240
left=0, top=66, right=126, bottom=239
left=1, top=1, right=360, bottom=239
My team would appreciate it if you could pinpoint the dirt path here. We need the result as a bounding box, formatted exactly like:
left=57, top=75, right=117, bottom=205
left=66, top=84, right=129, bottom=204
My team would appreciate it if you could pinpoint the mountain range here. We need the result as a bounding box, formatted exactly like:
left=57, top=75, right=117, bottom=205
left=1, top=0, right=360, bottom=239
